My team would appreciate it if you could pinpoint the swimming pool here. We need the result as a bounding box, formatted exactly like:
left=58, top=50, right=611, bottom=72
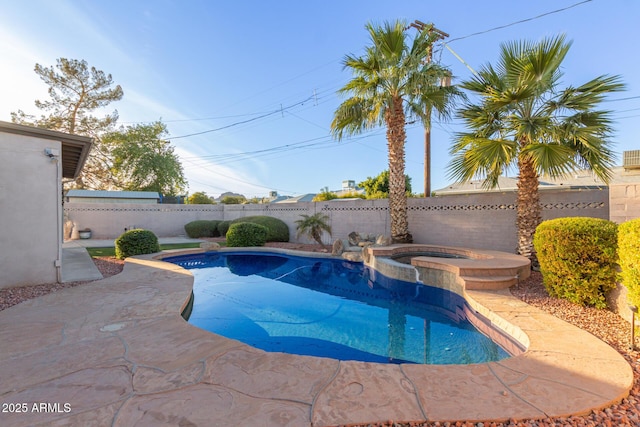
left=166, top=251, right=510, bottom=365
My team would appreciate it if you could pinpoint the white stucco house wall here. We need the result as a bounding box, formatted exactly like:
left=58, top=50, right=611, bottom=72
left=0, top=121, right=92, bottom=289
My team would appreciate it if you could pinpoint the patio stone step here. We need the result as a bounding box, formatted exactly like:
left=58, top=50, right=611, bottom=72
left=461, top=274, right=518, bottom=290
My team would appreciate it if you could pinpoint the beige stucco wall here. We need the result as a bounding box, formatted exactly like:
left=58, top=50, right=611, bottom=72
left=64, top=188, right=609, bottom=252
left=1, top=133, right=61, bottom=288
left=610, top=182, right=640, bottom=223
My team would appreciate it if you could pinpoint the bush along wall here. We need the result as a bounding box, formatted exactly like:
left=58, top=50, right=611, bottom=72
left=618, top=218, right=640, bottom=309
left=115, top=229, right=161, bottom=259
left=184, top=220, right=221, bottom=238
left=226, top=222, right=268, bottom=247
left=227, top=216, right=289, bottom=242
left=533, top=217, right=618, bottom=308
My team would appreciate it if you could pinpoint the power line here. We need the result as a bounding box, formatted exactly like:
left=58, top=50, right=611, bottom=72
left=448, top=0, right=594, bottom=43
left=167, top=95, right=315, bottom=140
left=604, top=95, right=640, bottom=103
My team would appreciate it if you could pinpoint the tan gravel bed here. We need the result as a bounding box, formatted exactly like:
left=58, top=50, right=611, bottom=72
left=2, top=249, right=639, bottom=426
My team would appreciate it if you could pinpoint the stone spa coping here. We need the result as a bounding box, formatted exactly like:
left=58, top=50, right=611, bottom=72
left=0, top=245, right=633, bottom=426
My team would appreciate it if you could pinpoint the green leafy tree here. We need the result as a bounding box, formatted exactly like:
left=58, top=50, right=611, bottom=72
left=220, top=195, right=246, bottom=204
left=295, top=213, right=332, bottom=248
left=103, top=121, right=187, bottom=196
left=359, top=170, right=412, bottom=199
left=448, top=35, right=624, bottom=262
left=11, top=58, right=124, bottom=189
left=188, top=191, right=215, bottom=204
left=312, top=187, right=337, bottom=202
left=331, top=20, right=451, bottom=243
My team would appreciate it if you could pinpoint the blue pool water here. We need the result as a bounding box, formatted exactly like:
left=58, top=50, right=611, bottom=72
left=166, top=251, right=510, bottom=365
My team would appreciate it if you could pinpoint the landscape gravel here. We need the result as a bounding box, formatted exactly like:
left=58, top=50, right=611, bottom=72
left=1, top=247, right=639, bottom=426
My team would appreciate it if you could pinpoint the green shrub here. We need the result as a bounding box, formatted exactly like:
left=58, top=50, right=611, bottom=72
left=533, top=217, right=618, bottom=308
left=184, top=220, right=221, bottom=238
left=228, top=216, right=289, bottom=242
left=618, top=218, right=640, bottom=309
left=226, top=222, right=268, bottom=247
left=217, top=220, right=231, bottom=236
left=312, top=188, right=337, bottom=202
left=115, top=229, right=161, bottom=259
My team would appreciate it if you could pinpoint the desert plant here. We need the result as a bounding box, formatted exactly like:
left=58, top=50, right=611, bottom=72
left=226, top=222, right=268, bottom=247
left=295, top=213, right=332, bottom=248
left=533, top=217, right=618, bottom=308
left=115, top=228, right=160, bottom=259
left=618, top=218, right=640, bottom=308
left=184, top=220, right=221, bottom=238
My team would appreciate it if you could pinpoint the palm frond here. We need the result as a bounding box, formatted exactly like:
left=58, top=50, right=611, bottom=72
left=448, top=134, right=517, bottom=188
left=521, top=142, right=579, bottom=178
left=554, top=75, right=625, bottom=111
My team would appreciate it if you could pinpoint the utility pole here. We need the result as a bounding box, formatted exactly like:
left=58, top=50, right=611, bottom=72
left=409, top=20, right=449, bottom=197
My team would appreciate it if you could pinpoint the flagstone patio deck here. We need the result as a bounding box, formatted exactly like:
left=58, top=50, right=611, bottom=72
left=0, top=249, right=633, bottom=426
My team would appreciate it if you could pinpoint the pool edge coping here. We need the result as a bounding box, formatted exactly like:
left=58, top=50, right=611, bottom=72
left=0, top=246, right=633, bottom=426
left=157, top=246, right=633, bottom=423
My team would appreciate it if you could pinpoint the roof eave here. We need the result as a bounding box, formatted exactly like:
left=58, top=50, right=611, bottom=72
left=0, top=120, right=93, bottom=179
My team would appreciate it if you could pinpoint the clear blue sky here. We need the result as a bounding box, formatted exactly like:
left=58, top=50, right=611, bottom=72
left=1, top=0, right=639, bottom=198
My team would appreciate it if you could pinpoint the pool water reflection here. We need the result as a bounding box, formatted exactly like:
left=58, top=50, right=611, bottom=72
left=166, top=251, right=510, bottom=364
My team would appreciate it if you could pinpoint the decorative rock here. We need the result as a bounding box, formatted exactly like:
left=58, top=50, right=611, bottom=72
left=375, top=234, right=393, bottom=246
left=331, top=239, right=344, bottom=256
left=348, top=231, right=361, bottom=246
left=341, top=252, right=362, bottom=262
left=200, top=241, right=221, bottom=251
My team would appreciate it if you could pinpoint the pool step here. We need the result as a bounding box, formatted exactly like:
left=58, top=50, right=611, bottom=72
left=461, top=275, right=518, bottom=290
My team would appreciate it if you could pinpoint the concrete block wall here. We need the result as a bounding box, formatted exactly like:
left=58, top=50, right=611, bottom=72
left=64, top=188, right=609, bottom=253
left=64, top=203, right=225, bottom=239
left=610, top=183, right=640, bottom=223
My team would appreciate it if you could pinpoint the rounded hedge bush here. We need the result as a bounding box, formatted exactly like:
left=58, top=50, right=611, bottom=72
left=217, top=220, right=231, bottom=237
left=533, top=217, right=618, bottom=308
left=226, top=222, right=268, bottom=247
left=619, top=218, right=640, bottom=309
left=184, top=220, right=221, bottom=238
left=115, top=229, right=161, bottom=259
left=228, top=216, right=289, bottom=242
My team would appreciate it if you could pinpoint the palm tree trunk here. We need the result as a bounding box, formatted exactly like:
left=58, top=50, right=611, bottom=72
left=516, top=154, right=541, bottom=265
left=423, top=106, right=432, bottom=197
left=386, top=97, right=412, bottom=243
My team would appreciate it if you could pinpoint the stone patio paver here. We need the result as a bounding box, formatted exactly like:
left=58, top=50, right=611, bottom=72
left=0, top=250, right=633, bottom=426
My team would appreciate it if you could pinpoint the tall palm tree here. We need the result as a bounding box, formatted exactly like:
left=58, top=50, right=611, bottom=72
left=448, top=35, right=624, bottom=262
left=331, top=20, right=455, bottom=243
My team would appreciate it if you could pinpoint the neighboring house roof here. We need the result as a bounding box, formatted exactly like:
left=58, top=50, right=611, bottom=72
left=66, top=190, right=161, bottom=199
left=272, top=193, right=316, bottom=203
left=0, top=120, right=92, bottom=179
left=434, top=170, right=608, bottom=195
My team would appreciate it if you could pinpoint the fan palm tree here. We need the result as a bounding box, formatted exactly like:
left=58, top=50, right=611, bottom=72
left=295, top=213, right=332, bottom=249
left=331, top=20, right=456, bottom=243
left=448, top=35, right=624, bottom=262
